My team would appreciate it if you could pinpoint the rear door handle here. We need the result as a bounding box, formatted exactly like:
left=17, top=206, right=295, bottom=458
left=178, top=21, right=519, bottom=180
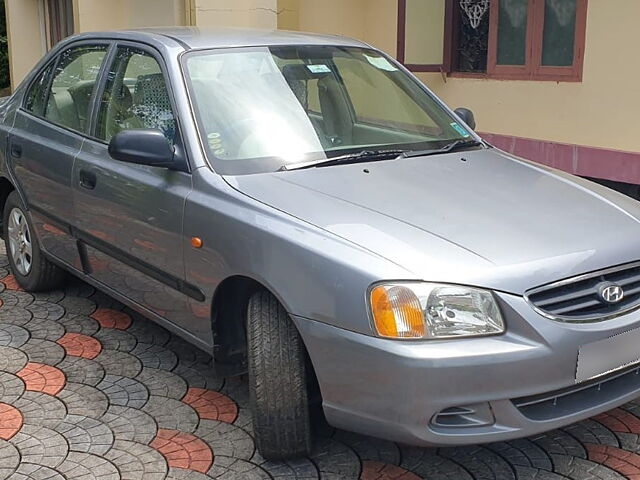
left=79, top=170, right=97, bottom=190
left=10, top=143, right=21, bottom=159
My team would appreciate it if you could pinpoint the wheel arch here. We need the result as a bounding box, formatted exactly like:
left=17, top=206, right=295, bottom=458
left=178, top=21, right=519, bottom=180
left=0, top=176, right=15, bottom=234
left=209, top=274, right=318, bottom=382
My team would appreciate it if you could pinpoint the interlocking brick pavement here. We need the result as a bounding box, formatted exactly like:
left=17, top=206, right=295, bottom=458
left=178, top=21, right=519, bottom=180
left=0, top=242, right=638, bottom=479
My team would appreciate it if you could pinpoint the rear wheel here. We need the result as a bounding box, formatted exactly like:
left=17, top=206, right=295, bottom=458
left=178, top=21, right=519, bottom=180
left=3, top=191, right=65, bottom=291
left=247, top=289, right=313, bottom=460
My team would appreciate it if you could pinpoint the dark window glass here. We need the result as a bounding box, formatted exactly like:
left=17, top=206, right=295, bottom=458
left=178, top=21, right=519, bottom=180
left=96, top=47, right=176, bottom=144
left=44, top=45, right=108, bottom=132
left=497, top=0, right=528, bottom=65
left=454, top=3, right=490, bottom=73
left=541, top=0, right=577, bottom=66
left=24, top=64, right=54, bottom=116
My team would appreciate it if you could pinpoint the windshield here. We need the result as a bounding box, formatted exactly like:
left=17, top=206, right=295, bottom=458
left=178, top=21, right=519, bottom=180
left=183, top=46, right=474, bottom=174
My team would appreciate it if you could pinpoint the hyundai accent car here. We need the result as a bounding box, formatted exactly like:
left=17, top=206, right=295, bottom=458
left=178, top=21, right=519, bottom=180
left=2, top=27, right=640, bottom=460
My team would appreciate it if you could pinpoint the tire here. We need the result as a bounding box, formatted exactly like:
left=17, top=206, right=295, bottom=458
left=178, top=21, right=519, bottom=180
left=3, top=191, right=65, bottom=291
left=247, top=289, right=313, bottom=460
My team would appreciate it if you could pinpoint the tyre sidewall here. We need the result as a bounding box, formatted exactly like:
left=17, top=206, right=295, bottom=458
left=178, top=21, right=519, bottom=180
left=3, top=192, right=45, bottom=290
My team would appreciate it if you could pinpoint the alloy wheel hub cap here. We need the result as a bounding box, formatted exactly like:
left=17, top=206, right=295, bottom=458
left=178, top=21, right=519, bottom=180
left=7, top=207, right=32, bottom=276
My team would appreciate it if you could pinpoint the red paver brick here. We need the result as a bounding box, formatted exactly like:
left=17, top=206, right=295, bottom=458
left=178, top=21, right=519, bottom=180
left=57, top=333, right=102, bottom=359
left=150, top=429, right=213, bottom=473
left=0, top=403, right=23, bottom=440
left=182, top=388, right=238, bottom=423
left=2, top=274, right=24, bottom=291
left=587, top=444, right=640, bottom=478
left=16, top=362, right=66, bottom=395
left=360, top=461, right=421, bottom=480
left=594, top=408, right=640, bottom=434
left=90, top=308, right=132, bottom=330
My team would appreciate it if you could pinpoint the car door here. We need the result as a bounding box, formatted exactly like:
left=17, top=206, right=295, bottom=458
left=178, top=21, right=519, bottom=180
left=10, top=42, right=110, bottom=267
left=72, top=43, right=197, bottom=331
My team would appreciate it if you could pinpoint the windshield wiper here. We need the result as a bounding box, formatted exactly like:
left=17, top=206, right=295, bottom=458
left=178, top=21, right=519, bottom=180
left=400, top=139, right=483, bottom=159
left=280, top=149, right=407, bottom=171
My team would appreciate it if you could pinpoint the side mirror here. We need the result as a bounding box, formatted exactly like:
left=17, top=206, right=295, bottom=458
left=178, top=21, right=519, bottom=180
left=454, top=107, right=476, bottom=130
left=108, top=129, right=176, bottom=168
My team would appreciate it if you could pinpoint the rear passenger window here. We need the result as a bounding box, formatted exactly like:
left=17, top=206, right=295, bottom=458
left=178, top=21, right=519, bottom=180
left=44, top=45, right=108, bottom=132
left=25, top=64, right=54, bottom=116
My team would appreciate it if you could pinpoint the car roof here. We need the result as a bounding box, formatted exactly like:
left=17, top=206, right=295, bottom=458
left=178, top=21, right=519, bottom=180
left=72, top=27, right=371, bottom=51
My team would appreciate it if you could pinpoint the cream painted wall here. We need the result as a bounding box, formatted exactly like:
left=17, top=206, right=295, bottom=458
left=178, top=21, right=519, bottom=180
left=73, top=0, right=128, bottom=32
left=283, top=0, right=396, bottom=53
left=362, top=0, right=397, bottom=53
left=277, top=0, right=299, bottom=30
left=296, top=0, right=366, bottom=40
left=192, top=0, right=277, bottom=29
left=5, top=0, right=46, bottom=90
left=74, top=0, right=186, bottom=30
left=128, top=0, right=186, bottom=27
left=419, top=0, right=640, bottom=153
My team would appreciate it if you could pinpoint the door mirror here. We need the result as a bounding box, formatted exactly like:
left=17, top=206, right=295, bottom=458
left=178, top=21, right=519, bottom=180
left=108, top=129, right=176, bottom=168
left=454, top=107, right=476, bottom=130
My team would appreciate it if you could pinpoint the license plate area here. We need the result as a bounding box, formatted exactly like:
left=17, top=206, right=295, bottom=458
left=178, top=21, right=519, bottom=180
left=576, top=327, right=640, bottom=383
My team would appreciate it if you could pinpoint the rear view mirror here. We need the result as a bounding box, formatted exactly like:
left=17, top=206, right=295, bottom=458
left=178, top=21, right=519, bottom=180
left=108, top=129, right=176, bottom=168
left=454, top=107, right=476, bottom=130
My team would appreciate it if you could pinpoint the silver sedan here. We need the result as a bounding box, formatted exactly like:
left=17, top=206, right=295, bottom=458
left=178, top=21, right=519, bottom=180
left=1, top=28, right=640, bottom=460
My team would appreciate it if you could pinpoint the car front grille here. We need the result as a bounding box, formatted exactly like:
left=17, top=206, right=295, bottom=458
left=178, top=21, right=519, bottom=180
left=513, top=364, right=640, bottom=421
left=525, top=262, right=640, bottom=322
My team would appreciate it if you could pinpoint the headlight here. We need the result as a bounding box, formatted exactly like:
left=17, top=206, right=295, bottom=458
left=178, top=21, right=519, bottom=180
left=368, top=282, right=504, bottom=340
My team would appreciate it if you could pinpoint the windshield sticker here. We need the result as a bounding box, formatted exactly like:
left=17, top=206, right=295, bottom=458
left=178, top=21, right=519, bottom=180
left=306, top=64, right=331, bottom=74
left=450, top=122, right=471, bottom=138
left=364, top=54, right=398, bottom=72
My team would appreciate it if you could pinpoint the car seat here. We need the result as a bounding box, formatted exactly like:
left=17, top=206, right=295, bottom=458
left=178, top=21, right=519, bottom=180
left=131, top=73, right=176, bottom=143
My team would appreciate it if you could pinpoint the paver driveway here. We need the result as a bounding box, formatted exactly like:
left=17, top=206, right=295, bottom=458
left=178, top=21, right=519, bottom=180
left=0, top=244, right=640, bottom=479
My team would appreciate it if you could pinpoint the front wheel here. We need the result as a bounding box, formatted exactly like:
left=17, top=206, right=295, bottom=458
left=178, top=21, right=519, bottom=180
left=247, top=289, right=313, bottom=460
left=3, top=191, right=65, bottom=291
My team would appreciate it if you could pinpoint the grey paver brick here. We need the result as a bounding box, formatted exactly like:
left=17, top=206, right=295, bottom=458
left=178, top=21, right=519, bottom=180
left=129, top=343, right=177, bottom=371
left=56, top=452, right=119, bottom=480
left=104, top=439, right=167, bottom=480
left=14, top=391, right=67, bottom=429
left=0, top=439, right=20, bottom=479
left=142, top=396, right=199, bottom=433
left=0, top=325, right=29, bottom=349
left=100, top=405, right=158, bottom=444
left=9, top=425, right=69, bottom=468
left=53, top=415, right=115, bottom=456
left=57, top=383, right=109, bottom=419
left=93, top=329, right=137, bottom=352
left=96, top=375, right=149, bottom=409
left=94, top=350, right=143, bottom=378
left=0, top=346, right=28, bottom=374
left=56, top=356, right=106, bottom=387
left=194, top=420, right=255, bottom=460
left=135, top=367, right=188, bottom=399
left=0, top=372, right=25, bottom=404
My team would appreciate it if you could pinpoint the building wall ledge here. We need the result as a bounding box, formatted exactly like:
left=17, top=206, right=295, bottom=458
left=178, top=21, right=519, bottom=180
left=480, top=132, right=640, bottom=186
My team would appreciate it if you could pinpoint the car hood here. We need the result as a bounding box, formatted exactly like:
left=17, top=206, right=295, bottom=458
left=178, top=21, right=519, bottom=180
left=224, top=149, right=640, bottom=294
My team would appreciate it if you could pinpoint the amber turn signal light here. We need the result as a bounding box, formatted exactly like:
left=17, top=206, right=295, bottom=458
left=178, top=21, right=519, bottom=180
left=369, top=285, right=425, bottom=339
left=191, top=237, right=203, bottom=248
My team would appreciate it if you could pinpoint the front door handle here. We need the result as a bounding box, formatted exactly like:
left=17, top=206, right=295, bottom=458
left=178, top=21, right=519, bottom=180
left=79, top=170, right=97, bottom=190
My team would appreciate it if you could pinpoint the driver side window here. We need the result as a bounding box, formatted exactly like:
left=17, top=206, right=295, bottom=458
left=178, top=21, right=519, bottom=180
left=96, top=47, right=176, bottom=144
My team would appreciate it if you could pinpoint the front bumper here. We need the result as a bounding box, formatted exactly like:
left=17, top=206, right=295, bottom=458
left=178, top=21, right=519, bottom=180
left=293, top=292, right=640, bottom=446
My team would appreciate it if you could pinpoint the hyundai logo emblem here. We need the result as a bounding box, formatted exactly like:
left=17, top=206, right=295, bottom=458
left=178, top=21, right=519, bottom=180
left=598, top=282, right=624, bottom=304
